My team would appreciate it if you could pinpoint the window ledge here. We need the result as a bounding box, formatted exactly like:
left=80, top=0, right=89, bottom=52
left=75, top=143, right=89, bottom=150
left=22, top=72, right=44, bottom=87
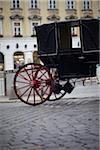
left=47, top=8, right=58, bottom=11
left=82, top=9, right=92, bottom=12
left=29, top=8, right=40, bottom=11
left=65, top=9, right=76, bottom=11
left=14, top=35, right=23, bottom=37
left=10, top=8, right=23, bottom=11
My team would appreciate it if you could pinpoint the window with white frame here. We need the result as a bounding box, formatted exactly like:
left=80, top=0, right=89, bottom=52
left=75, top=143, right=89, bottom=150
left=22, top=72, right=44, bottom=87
left=31, top=22, right=38, bottom=36
left=0, top=20, right=3, bottom=36
left=71, top=26, right=81, bottom=48
left=30, top=0, right=38, bottom=9
left=12, top=0, right=20, bottom=8
left=66, top=0, right=75, bottom=9
left=13, top=21, right=22, bottom=36
left=71, top=27, right=78, bottom=36
left=48, top=0, right=57, bottom=9
left=83, top=0, right=91, bottom=10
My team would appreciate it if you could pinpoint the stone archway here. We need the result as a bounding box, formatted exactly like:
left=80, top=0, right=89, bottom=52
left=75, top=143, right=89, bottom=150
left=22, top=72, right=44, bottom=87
left=33, top=51, right=40, bottom=64
left=13, top=51, right=25, bottom=69
left=0, top=52, right=4, bottom=71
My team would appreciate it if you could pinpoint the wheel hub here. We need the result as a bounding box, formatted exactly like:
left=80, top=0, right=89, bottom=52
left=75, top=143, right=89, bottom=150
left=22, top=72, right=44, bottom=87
left=31, top=80, right=40, bottom=88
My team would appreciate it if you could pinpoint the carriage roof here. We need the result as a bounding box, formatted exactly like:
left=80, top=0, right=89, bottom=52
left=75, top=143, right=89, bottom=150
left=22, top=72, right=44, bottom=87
left=35, top=19, right=99, bottom=55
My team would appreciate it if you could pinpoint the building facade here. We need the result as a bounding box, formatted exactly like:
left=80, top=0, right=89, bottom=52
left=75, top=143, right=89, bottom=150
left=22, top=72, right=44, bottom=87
left=0, top=0, right=99, bottom=71
left=0, top=0, right=99, bottom=96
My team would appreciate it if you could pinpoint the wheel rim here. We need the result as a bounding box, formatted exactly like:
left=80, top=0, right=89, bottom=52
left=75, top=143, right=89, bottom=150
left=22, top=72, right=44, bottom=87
left=14, top=63, right=53, bottom=106
left=48, top=80, right=67, bottom=101
left=48, top=79, right=76, bottom=101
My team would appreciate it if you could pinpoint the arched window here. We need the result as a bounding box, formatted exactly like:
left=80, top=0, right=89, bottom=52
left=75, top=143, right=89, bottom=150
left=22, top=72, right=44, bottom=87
left=0, top=52, right=4, bottom=71
left=13, top=51, right=24, bottom=69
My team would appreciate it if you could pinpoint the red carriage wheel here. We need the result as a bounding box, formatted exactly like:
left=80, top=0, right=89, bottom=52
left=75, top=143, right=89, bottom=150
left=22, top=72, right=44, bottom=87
left=14, top=63, right=53, bottom=106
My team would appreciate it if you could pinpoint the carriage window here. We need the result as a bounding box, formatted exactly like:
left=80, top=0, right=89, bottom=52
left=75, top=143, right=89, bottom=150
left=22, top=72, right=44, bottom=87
left=58, top=24, right=81, bottom=51
left=71, top=26, right=81, bottom=48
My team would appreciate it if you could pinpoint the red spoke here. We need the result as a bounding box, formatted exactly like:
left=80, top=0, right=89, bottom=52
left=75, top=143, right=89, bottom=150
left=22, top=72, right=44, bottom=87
left=31, top=64, right=40, bottom=80
left=35, top=78, right=49, bottom=84
left=17, top=84, right=30, bottom=90
left=37, top=70, right=48, bottom=80
left=31, top=64, right=34, bottom=79
left=24, top=67, right=32, bottom=80
left=37, top=84, right=50, bottom=97
left=42, top=85, right=50, bottom=97
left=33, top=89, right=36, bottom=104
left=35, top=88, right=44, bottom=101
left=27, top=87, right=32, bottom=102
left=20, top=86, right=31, bottom=98
left=16, top=80, right=30, bottom=84
left=36, top=84, right=47, bottom=91
left=18, top=73, right=30, bottom=82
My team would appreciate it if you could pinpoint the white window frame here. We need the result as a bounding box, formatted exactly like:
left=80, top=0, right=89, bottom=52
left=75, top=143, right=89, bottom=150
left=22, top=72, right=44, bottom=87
left=83, top=0, right=91, bottom=10
left=30, top=0, right=38, bottom=9
left=0, top=20, right=3, bottom=35
left=66, top=0, right=75, bottom=9
left=48, top=0, right=57, bottom=9
left=71, top=27, right=77, bottom=36
left=11, top=0, right=20, bottom=9
left=31, top=21, right=39, bottom=35
left=12, top=21, right=22, bottom=36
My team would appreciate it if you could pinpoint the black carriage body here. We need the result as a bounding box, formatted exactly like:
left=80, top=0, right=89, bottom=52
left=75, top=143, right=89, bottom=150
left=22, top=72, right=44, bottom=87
left=35, top=19, right=99, bottom=79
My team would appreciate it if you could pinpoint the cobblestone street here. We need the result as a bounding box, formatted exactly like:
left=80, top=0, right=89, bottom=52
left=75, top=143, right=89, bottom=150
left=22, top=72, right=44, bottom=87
left=0, top=96, right=99, bottom=150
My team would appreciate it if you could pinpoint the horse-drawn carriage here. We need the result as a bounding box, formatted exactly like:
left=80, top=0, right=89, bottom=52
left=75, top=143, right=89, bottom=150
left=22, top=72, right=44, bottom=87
left=14, top=18, right=99, bottom=106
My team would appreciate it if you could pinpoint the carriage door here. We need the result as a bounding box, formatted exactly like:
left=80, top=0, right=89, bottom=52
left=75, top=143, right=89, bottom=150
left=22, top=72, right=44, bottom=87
left=0, top=52, right=5, bottom=96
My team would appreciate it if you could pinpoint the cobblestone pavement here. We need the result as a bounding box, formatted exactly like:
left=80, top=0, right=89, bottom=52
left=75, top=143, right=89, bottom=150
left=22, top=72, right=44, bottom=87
left=0, top=97, right=99, bottom=150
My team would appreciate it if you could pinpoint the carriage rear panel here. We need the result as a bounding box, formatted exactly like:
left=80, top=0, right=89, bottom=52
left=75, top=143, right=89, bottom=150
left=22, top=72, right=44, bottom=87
left=81, top=19, right=99, bottom=53
left=35, top=19, right=99, bottom=79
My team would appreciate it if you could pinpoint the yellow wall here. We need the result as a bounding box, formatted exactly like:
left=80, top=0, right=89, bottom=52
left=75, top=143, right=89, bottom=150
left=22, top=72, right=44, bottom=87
left=0, top=0, right=99, bottom=37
